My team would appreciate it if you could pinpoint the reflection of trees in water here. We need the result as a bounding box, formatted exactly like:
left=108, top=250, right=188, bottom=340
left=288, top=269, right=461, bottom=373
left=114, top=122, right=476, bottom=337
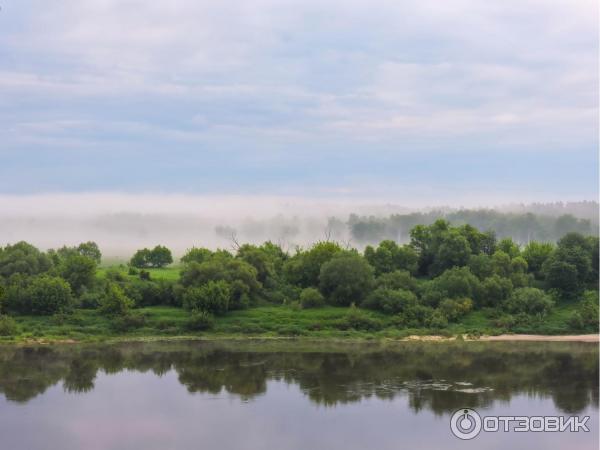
left=0, top=342, right=596, bottom=414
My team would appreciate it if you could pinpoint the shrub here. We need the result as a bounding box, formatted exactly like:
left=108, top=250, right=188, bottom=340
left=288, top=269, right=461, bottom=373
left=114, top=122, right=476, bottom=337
left=569, top=291, right=599, bottom=331
left=374, top=270, right=417, bottom=292
left=25, top=276, right=74, bottom=315
left=128, top=266, right=139, bottom=276
left=335, top=308, right=383, bottom=331
left=112, top=313, right=146, bottom=332
left=0, top=315, right=17, bottom=336
left=438, top=297, right=473, bottom=322
left=182, top=280, right=230, bottom=315
left=79, top=290, right=103, bottom=309
left=503, top=287, right=554, bottom=316
left=362, top=288, right=417, bottom=315
left=300, top=288, right=325, bottom=308
left=99, top=283, right=134, bottom=316
left=184, top=311, right=215, bottom=331
left=427, top=311, right=449, bottom=328
left=139, top=270, right=151, bottom=281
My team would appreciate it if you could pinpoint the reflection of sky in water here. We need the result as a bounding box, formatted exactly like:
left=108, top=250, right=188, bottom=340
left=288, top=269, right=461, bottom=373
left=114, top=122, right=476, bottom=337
left=0, top=370, right=597, bottom=450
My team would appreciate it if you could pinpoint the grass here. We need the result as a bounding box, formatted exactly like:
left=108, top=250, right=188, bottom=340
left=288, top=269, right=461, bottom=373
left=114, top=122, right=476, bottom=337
left=0, top=300, right=589, bottom=344
left=97, top=265, right=182, bottom=281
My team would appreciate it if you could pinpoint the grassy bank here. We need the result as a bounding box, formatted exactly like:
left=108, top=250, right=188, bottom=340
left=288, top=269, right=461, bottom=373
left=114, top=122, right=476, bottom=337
left=0, top=301, right=590, bottom=344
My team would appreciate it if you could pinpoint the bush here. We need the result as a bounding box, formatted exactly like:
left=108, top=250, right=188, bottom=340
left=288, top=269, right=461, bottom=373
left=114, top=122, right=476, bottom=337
left=427, top=311, right=449, bottom=329
left=99, top=283, right=134, bottom=316
left=112, top=313, right=146, bottom=332
left=569, top=291, right=599, bottom=331
left=437, top=297, right=473, bottom=322
left=374, top=270, right=417, bottom=292
left=21, top=276, right=74, bottom=315
left=335, top=308, right=383, bottom=331
left=128, top=266, right=139, bottom=276
left=79, top=290, right=103, bottom=309
left=503, top=287, right=554, bottom=316
left=362, top=287, right=417, bottom=315
left=182, top=280, right=230, bottom=315
left=300, top=288, right=325, bottom=308
left=184, top=311, right=215, bottom=331
left=139, top=270, right=151, bottom=281
left=0, top=315, right=17, bottom=336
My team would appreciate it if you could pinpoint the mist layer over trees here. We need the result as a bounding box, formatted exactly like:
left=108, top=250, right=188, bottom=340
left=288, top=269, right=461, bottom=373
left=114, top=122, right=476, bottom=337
left=0, top=196, right=596, bottom=259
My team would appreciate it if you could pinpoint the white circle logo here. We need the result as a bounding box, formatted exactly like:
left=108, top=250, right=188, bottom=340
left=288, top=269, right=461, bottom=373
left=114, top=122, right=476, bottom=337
left=450, top=408, right=482, bottom=440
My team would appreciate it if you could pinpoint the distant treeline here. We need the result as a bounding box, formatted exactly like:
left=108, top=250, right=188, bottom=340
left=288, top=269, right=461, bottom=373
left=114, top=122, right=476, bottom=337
left=0, top=218, right=597, bottom=337
left=345, top=208, right=598, bottom=245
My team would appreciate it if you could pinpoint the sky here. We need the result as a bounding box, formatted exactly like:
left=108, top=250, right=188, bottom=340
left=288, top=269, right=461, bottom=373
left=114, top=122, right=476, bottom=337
left=0, top=0, right=598, bottom=204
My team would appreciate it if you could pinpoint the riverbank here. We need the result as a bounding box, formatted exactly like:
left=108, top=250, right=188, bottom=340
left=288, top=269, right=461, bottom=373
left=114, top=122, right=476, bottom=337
left=1, top=304, right=597, bottom=345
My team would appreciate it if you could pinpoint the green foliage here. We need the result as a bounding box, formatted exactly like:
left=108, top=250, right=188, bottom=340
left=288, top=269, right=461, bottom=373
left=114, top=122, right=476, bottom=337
left=237, top=244, right=275, bottom=284
left=183, top=281, right=230, bottom=315
left=522, top=241, right=554, bottom=280
left=479, top=275, right=513, bottom=307
left=364, top=240, right=418, bottom=275
left=184, top=311, right=215, bottom=331
left=300, top=288, right=325, bottom=309
left=58, top=254, right=97, bottom=295
left=99, top=283, right=134, bottom=316
left=180, top=247, right=213, bottom=265
left=433, top=267, right=480, bottom=301
left=283, top=241, right=342, bottom=287
left=569, top=291, right=599, bottom=331
left=374, top=270, right=417, bottom=292
left=335, top=307, right=383, bottom=331
left=362, top=287, right=417, bottom=315
left=76, top=242, right=102, bottom=264
left=180, top=257, right=260, bottom=308
left=111, top=313, right=146, bottom=332
left=319, top=254, right=374, bottom=306
left=438, top=298, right=473, bottom=322
left=0, top=241, right=52, bottom=278
left=130, top=245, right=173, bottom=268
left=503, top=287, right=554, bottom=316
left=468, top=254, right=494, bottom=280
left=0, top=315, right=18, bottom=336
left=14, top=276, right=74, bottom=316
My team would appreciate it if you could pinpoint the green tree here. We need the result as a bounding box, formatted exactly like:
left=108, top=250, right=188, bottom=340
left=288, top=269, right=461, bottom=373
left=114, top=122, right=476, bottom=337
left=319, top=254, right=374, bottom=306
left=148, top=245, right=173, bottom=268
left=76, top=242, right=102, bottom=264
left=283, top=241, right=342, bottom=287
left=479, top=275, right=513, bottom=307
left=237, top=244, right=274, bottom=284
left=364, top=240, right=417, bottom=275
left=130, top=248, right=152, bottom=268
left=180, top=247, right=214, bottom=265
left=522, top=241, right=554, bottom=280
left=0, top=242, right=52, bottom=278
left=59, top=254, right=97, bottom=295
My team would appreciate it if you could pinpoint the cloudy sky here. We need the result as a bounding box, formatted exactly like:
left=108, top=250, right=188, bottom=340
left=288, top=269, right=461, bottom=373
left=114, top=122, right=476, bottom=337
left=0, top=0, right=597, bottom=204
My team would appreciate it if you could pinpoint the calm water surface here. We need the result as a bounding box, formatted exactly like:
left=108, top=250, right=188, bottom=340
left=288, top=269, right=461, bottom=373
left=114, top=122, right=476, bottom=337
left=0, top=340, right=597, bottom=450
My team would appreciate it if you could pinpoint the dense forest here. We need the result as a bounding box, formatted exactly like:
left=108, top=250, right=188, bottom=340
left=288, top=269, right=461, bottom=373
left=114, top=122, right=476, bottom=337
left=0, top=219, right=597, bottom=340
left=345, top=209, right=598, bottom=245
